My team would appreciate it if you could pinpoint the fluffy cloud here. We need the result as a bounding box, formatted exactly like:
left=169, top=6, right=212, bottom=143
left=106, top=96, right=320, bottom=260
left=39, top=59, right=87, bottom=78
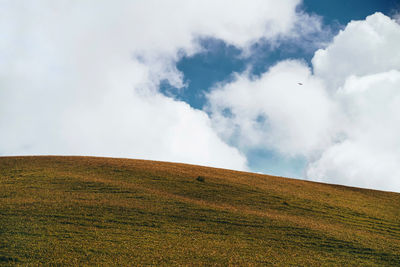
left=207, top=60, right=339, bottom=156
left=309, top=13, right=400, bottom=191
left=208, top=12, right=400, bottom=191
left=0, top=0, right=305, bottom=170
left=313, top=12, right=400, bottom=90
left=308, top=70, right=400, bottom=191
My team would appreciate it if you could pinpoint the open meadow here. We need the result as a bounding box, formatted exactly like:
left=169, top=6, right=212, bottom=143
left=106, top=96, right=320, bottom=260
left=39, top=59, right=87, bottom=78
left=1, top=156, right=399, bottom=265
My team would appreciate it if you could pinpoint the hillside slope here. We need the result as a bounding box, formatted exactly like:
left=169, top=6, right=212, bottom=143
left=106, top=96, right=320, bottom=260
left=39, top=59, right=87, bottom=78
left=1, top=156, right=400, bottom=266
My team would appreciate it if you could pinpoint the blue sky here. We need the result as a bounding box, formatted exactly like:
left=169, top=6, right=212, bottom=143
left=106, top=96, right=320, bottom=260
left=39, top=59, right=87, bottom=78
left=169, top=0, right=399, bottom=109
left=168, top=0, right=398, bottom=108
left=160, top=0, right=399, bottom=178
left=1, top=1, right=400, bottom=191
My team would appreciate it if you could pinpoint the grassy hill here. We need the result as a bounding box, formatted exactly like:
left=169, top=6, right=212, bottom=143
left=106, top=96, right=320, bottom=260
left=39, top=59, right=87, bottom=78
left=1, top=156, right=399, bottom=266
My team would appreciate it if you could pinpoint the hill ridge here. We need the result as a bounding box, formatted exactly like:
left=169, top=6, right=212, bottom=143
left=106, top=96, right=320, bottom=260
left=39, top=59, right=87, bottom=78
left=1, top=156, right=399, bottom=265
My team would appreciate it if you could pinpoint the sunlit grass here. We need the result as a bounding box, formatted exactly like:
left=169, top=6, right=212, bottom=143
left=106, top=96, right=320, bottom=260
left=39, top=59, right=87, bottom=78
left=1, top=156, right=399, bottom=265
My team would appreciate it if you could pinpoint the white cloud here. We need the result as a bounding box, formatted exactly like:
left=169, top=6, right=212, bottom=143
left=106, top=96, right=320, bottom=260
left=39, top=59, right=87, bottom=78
left=308, top=13, right=400, bottom=191
left=207, top=12, right=400, bottom=191
left=207, top=60, right=339, bottom=156
left=308, top=70, right=400, bottom=191
left=312, top=12, right=400, bottom=90
left=0, top=0, right=303, bottom=170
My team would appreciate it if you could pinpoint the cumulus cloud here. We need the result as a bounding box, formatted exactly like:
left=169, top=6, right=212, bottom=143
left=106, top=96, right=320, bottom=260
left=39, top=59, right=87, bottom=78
left=207, top=60, right=339, bottom=156
left=0, top=0, right=305, bottom=170
left=308, top=70, right=400, bottom=191
left=208, top=12, right=400, bottom=191
left=313, top=12, right=400, bottom=90
left=309, top=13, right=400, bottom=191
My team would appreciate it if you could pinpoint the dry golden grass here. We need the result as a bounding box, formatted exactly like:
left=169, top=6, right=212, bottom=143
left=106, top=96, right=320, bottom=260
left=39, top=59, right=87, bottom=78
left=1, top=156, right=400, bottom=266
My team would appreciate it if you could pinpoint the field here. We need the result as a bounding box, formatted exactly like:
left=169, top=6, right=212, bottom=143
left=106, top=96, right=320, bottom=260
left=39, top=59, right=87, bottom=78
left=1, top=156, right=400, bottom=266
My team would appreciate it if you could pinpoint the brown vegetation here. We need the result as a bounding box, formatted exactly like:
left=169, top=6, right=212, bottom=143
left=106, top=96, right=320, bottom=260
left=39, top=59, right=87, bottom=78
left=1, top=156, right=399, bottom=265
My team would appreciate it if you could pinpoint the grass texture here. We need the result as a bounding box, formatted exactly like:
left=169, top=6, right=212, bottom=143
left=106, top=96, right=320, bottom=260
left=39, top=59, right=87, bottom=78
left=1, top=156, right=399, bottom=266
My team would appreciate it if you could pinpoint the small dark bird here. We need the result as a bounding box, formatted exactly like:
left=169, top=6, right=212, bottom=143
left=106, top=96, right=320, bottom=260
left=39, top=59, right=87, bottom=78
left=298, top=82, right=303, bottom=85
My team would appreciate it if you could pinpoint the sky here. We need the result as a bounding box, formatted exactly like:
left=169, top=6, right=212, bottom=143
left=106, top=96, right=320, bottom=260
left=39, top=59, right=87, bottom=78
left=1, top=0, right=400, bottom=192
